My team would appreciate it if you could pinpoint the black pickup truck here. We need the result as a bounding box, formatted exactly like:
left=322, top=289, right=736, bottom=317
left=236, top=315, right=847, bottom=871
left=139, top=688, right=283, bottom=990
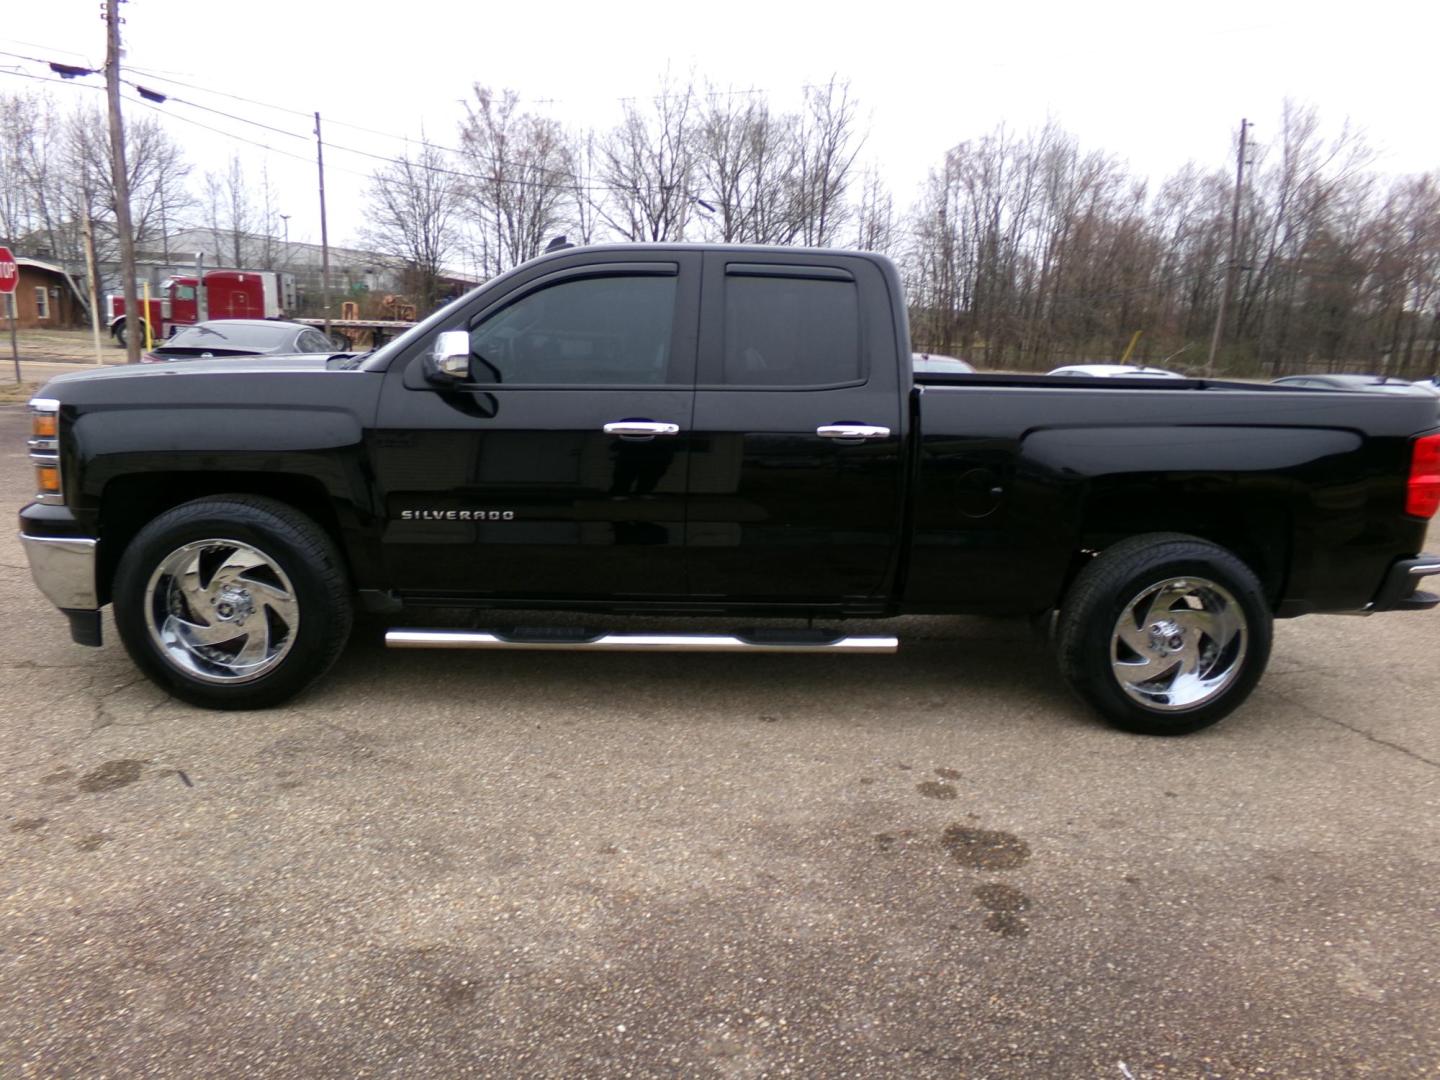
left=18, top=244, right=1440, bottom=734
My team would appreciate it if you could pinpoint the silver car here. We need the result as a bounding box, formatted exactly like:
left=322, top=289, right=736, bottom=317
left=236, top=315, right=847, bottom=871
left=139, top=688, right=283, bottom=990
left=1047, top=364, right=1185, bottom=379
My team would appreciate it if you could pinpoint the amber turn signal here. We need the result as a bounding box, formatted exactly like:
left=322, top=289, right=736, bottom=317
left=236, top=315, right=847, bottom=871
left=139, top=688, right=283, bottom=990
left=32, top=413, right=57, bottom=438
left=36, top=465, right=60, bottom=494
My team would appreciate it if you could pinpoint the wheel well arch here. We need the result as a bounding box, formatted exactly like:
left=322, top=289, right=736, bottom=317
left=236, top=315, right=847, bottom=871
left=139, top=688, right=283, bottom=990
left=96, top=471, right=347, bottom=605
left=1064, top=512, right=1291, bottom=613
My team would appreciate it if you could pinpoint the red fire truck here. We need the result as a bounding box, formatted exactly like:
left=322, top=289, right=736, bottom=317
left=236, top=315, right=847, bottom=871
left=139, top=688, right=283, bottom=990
left=107, top=269, right=298, bottom=347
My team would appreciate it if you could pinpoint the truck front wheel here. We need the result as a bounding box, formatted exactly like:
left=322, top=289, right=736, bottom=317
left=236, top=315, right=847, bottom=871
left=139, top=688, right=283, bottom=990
left=1056, top=534, right=1272, bottom=735
left=112, top=496, right=353, bottom=709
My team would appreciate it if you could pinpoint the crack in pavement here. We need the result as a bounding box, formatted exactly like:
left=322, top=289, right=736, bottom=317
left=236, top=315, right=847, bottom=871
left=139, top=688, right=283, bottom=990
left=0, top=660, right=114, bottom=672
left=89, top=675, right=152, bottom=732
left=1269, top=689, right=1440, bottom=770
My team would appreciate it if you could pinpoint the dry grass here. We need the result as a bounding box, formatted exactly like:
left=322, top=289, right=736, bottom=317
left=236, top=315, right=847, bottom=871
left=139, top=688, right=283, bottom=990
left=11, top=328, right=112, bottom=364
left=0, top=379, right=41, bottom=404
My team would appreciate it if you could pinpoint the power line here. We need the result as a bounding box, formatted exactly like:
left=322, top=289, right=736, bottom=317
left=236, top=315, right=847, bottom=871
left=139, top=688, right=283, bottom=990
left=5, top=52, right=603, bottom=193
left=9, top=38, right=828, bottom=192
left=121, top=79, right=311, bottom=142
left=126, top=95, right=375, bottom=181
left=0, top=65, right=105, bottom=94
left=5, top=48, right=801, bottom=217
left=128, top=76, right=592, bottom=189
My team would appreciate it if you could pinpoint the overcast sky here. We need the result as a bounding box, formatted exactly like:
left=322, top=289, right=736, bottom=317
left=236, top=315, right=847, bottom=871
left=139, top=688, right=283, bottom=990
left=4, top=0, right=1438, bottom=255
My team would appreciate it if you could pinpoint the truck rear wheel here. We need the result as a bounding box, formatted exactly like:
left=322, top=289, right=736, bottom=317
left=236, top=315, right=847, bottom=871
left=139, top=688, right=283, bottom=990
left=112, top=496, right=353, bottom=710
left=1056, top=534, right=1272, bottom=735
left=111, top=317, right=149, bottom=349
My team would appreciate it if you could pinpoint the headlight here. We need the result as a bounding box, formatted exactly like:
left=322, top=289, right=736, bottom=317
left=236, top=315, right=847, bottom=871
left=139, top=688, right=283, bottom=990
left=27, top=398, right=63, bottom=506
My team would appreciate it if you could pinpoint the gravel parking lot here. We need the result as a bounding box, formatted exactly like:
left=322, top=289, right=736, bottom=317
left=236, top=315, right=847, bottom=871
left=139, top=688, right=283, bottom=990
left=2, top=403, right=1437, bottom=1078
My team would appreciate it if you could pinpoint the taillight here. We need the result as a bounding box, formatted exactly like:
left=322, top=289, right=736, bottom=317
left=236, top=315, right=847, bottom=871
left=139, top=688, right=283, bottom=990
left=1408, top=433, right=1440, bottom=518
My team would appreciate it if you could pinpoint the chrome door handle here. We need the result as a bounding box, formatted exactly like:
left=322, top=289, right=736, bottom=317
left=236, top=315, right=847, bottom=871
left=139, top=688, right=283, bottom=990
left=816, top=424, right=891, bottom=440
left=603, top=421, right=681, bottom=437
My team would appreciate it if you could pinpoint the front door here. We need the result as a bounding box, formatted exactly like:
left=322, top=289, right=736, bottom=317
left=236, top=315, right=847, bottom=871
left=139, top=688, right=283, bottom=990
left=370, top=254, right=701, bottom=602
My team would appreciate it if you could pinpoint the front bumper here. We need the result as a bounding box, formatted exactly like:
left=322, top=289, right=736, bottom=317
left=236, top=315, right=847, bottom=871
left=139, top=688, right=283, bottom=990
left=18, top=503, right=103, bottom=646
left=20, top=532, right=99, bottom=609
left=1368, top=553, right=1440, bottom=612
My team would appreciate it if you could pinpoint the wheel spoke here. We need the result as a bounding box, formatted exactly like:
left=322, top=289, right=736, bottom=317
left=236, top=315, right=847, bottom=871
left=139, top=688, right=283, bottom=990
left=232, top=624, right=273, bottom=669
left=166, top=614, right=242, bottom=648
left=235, top=573, right=295, bottom=606
left=205, top=550, right=268, bottom=596
left=1115, top=613, right=1153, bottom=656
left=1174, top=642, right=1201, bottom=676
left=259, top=592, right=299, bottom=630
left=168, top=555, right=213, bottom=608
left=1140, top=586, right=1180, bottom=627
left=1204, top=603, right=1243, bottom=650
left=1114, top=657, right=1173, bottom=687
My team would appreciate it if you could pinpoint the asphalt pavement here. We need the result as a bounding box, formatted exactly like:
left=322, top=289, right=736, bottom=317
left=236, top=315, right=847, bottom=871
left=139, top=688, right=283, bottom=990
left=1, top=403, right=1437, bottom=1078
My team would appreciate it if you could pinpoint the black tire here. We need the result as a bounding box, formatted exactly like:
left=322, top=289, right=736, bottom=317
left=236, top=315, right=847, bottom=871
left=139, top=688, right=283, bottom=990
left=113, top=317, right=152, bottom=349
left=1056, top=533, right=1272, bottom=735
left=112, top=496, right=353, bottom=710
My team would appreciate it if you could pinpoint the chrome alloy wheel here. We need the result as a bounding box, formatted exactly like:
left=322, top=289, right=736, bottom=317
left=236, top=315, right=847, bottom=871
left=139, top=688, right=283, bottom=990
left=1109, top=576, right=1248, bottom=712
left=144, top=539, right=300, bottom=684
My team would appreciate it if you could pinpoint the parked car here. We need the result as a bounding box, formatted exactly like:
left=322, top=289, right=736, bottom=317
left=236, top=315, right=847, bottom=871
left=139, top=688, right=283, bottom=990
left=20, top=244, right=1440, bottom=736
left=911, top=352, right=976, bottom=375
left=1271, top=374, right=1436, bottom=396
left=140, top=320, right=346, bottom=363
left=1047, top=364, right=1185, bottom=378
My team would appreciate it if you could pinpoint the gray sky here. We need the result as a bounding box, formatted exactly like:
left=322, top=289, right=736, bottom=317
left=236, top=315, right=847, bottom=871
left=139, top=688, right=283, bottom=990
left=5, top=0, right=1438, bottom=251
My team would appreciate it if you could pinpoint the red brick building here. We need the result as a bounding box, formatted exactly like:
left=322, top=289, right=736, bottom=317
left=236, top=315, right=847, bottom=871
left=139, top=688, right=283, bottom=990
left=2, top=258, right=86, bottom=330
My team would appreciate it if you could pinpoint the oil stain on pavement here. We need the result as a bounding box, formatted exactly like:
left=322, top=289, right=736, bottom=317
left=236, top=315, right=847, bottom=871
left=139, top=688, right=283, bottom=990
left=77, top=760, right=147, bottom=793
left=940, top=825, right=1031, bottom=870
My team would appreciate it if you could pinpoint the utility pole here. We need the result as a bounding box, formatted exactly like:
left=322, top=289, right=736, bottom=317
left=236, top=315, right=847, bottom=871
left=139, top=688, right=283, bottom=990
left=104, top=0, right=142, bottom=364
left=159, top=184, right=170, bottom=267
left=82, top=212, right=105, bottom=365
left=1206, top=118, right=1250, bottom=378
left=314, top=111, right=332, bottom=335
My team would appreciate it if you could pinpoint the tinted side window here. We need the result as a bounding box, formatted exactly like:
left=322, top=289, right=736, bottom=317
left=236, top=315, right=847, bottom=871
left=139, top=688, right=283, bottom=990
left=298, top=331, right=331, bottom=352
left=469, top=275, right=677, bottom=385
left=722, top=275, right=860, bottom=386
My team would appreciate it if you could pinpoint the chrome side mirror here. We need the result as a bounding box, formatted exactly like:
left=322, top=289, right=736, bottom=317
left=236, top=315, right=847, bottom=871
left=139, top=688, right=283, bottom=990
left=424, top=330, right=472, bottom=384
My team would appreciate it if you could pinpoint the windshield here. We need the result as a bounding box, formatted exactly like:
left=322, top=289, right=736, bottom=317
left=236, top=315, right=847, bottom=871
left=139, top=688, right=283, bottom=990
left=164, top=323, right=297, bottom=350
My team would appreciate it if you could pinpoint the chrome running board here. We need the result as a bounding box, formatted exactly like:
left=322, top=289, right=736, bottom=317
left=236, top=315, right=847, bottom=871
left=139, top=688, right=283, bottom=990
left=385, top=628, right=898, bottom=654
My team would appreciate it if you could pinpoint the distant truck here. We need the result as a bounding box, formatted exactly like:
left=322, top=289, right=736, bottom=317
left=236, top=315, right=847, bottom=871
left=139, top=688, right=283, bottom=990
left=107, top=269, right=297, bottom=347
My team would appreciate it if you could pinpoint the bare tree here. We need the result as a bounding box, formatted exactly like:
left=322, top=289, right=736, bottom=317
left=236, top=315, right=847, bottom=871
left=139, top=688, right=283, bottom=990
left=203, top=155, right=254, bottom=268
left=566, top=128, right=602, bottom=245
left=792, top=77, right=863, bottom=246
left=597, top=75, right=696, bottom=241
left=691, top=88, right=797, bottom=243
left=253, top=164, right=282, bottom=269
left=0, top=93, right=46, bottom=247
left=125, top=113, right=195, bottom=263
left=851, top=166, right=896, bottom=256
left=358, top=139, right=461, bottom=312
left=457, top=87, right=575, bottom=278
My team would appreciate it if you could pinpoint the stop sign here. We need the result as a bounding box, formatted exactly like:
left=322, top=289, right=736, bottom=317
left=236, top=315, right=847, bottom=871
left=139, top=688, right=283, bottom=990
left=0, top=247, right=16, bottom=295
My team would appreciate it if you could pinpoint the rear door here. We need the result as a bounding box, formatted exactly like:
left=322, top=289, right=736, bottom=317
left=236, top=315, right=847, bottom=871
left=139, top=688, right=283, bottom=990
left=370, top=252, right=701, bottom=601
left=686, top=252, right=906, bottom=605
